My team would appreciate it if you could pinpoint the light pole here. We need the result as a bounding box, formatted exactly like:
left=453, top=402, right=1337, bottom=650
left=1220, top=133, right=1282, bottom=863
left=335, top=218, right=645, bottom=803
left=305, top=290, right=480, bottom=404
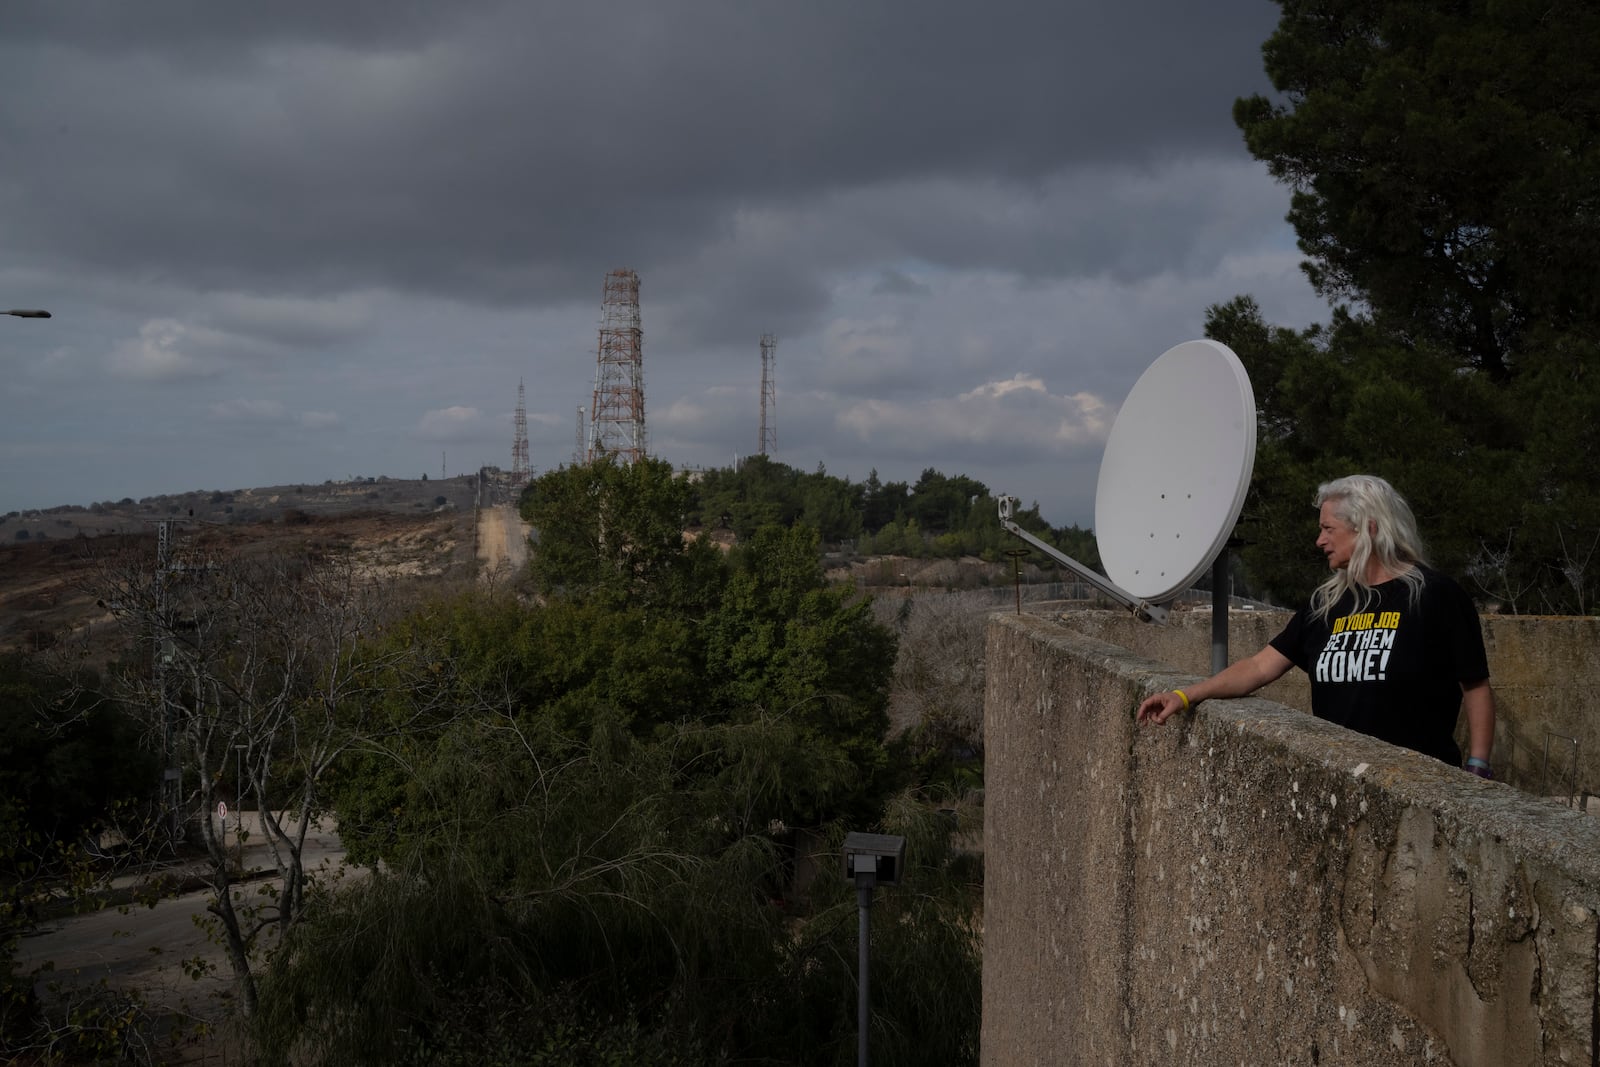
left=842, top=832, right=906, bottom=1067
left=4, top=309, right=51, bottom=318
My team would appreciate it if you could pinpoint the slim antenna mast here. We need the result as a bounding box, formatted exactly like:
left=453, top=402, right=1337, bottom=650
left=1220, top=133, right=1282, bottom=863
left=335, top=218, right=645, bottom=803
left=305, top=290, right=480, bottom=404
left=758, top=333, right=777, bottom=456
left=511, top=378, right=530, bottom=480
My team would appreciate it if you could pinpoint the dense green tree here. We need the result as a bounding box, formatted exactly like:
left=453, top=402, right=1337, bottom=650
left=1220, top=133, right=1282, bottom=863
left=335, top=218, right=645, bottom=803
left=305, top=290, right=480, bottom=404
left=906, top=470, right=988, bottom=536
left=682, top=456, right=1092, bottom=571
left=524, top=457, right=725, bottom=614
left=259, top=718, right=978, bottom=1067
left=861, top=469, right=911, bottom=533
left=1, top=656, right=157, bottom=1050
left=328, top=590, right=705, bottom=867
left=800, top=475, right=863, bottom=544
left=1221, top=0, right=1600, bottom=611
left=0, top=656, right=154, bottom=854
left=297, top=492, right=969, bottom=1065
left=341, top=489, right=900, bottom=863
left=704, top=525, right=897, bottom=817
left=1209, top=297, right=1525, bottom=604
left=1236, top=0, right=1600, bottom=382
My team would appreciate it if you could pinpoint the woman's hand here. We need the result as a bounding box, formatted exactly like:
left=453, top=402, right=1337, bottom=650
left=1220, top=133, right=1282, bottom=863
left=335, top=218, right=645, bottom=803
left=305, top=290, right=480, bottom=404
left=1136, top=691, right=1189, bottom=725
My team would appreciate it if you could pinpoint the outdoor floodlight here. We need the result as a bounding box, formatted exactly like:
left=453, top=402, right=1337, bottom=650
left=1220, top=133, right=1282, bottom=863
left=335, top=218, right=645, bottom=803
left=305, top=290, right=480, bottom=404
left=842, top=831, right=905, bottom=887
left=843, top=830, right=907, bottom=1067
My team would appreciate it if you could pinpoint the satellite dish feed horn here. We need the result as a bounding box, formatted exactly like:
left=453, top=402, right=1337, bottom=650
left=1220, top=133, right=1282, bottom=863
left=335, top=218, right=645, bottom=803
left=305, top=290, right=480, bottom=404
left=999, top=339, right=1256, bottom=627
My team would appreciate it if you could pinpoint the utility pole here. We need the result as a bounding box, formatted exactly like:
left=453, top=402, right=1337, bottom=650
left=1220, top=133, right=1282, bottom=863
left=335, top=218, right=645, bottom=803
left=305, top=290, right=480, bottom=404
left=155, top=519, right=182, bottom=844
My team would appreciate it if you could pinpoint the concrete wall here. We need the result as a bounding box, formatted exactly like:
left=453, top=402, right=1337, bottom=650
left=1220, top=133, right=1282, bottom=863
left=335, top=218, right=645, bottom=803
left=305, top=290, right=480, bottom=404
left=1058, top=609, right=1600, bottom=801
left=983, top=612, right=1600, bottom=1066
left=1481, top=616, right=1600, bottom=799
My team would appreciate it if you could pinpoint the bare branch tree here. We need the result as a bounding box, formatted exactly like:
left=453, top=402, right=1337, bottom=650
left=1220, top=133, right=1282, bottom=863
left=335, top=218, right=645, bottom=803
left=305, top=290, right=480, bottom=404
left=1469, top=530, right=1535, bottom=614
left=1547, top=525, right=1600, bottom=616
left=95, top=544, right=430, bottom=1015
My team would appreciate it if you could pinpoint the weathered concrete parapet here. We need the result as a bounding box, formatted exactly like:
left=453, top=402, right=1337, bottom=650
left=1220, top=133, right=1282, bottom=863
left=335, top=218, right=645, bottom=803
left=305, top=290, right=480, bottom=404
left=983, top=612, right=1600, bottom=1066
left=1056, top=608, right=1600, bottom=801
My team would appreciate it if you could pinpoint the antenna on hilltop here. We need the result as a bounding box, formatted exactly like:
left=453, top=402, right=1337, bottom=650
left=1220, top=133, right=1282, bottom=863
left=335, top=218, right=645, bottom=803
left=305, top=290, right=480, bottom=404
left=758, top=334, right=777, bottom=457
left=588, top=269, right=646, bottom=463
left=511, top=378, right=530, bottom=481
left=573, top=406, right=586, bottom=466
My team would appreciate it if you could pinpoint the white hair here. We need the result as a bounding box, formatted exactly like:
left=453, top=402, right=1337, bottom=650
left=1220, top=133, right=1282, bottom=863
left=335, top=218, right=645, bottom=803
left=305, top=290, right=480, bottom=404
left=1310, top=474, right=1429, bottom=621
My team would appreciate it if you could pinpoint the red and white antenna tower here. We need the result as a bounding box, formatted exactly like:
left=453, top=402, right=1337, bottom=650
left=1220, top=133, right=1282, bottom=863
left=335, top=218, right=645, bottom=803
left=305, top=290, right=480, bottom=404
left=511, top=377, right=530, bottom=479
left=758, top=333, right=777, bottom=457
left=588, top=269, right=646, bottom=463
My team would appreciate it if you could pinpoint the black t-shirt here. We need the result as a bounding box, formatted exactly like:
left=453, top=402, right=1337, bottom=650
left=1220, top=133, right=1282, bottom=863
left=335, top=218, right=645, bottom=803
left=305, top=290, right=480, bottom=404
left=1268, top=565, right=1489, bottom=765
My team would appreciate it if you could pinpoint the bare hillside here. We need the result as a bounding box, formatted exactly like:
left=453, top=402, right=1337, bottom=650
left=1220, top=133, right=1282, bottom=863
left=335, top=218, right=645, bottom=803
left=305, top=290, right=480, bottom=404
left=0, top=501, right=480, bottom=659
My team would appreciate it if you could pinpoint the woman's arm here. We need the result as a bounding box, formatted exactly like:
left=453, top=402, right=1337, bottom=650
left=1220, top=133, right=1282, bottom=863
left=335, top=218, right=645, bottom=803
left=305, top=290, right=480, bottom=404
left=1136, top=645, right=1295, bottom=725
left=1461, top=678, right=1496, bottom=765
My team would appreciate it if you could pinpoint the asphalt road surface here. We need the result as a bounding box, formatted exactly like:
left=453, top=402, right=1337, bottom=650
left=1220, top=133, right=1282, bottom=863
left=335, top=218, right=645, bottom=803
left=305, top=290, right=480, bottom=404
left=15, top=813, right=351, bottom=1018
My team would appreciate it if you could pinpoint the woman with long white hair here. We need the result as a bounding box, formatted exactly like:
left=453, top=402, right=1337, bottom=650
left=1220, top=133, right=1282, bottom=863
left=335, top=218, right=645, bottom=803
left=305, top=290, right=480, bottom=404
left=1137, top=475, right=1496, bottom=777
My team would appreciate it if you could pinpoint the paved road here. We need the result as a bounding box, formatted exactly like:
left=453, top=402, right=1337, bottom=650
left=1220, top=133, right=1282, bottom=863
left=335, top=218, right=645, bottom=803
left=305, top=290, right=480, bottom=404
left=14, top=813, right=351, bottom=1017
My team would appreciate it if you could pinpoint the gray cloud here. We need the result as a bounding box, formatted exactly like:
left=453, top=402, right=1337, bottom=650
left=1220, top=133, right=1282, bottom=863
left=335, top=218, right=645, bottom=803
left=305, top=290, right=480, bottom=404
left=0, top=0, right=1325, bottom=527
left=0, top=1, right=1277, bottom=305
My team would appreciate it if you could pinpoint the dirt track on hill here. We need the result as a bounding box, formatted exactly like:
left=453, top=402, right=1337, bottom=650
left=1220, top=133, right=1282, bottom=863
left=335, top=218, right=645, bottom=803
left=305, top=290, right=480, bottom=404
left=476, top=503, right=529, bottom=578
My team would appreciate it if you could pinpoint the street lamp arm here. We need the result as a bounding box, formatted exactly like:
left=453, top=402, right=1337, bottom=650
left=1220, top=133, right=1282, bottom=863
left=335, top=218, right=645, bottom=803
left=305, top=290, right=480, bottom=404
left=5, top=309, right=52, bottom=318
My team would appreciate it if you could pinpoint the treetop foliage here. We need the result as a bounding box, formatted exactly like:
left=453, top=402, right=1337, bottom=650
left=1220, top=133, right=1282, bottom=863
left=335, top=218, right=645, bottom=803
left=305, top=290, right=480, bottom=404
left=290, top=456, right=980, bottom=1064
left=550, top=452, right=1101, bottom=575
left=1220, top=0, right=1600, bottom=612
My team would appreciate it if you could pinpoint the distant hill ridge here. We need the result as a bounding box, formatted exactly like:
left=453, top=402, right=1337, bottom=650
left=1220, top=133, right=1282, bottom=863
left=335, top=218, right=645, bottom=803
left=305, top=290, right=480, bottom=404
left=2, top=474, right=480, bottom=543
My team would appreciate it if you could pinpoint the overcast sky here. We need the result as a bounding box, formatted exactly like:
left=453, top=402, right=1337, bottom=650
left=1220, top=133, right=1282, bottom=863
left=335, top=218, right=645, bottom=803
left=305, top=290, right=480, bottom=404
left=0, top=0, right=1325, bottom=528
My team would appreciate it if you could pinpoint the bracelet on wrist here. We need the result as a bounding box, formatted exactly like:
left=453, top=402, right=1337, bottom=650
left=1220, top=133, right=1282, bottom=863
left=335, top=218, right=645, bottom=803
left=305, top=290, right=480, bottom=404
left=1173, top=689, right=1191, bottom=711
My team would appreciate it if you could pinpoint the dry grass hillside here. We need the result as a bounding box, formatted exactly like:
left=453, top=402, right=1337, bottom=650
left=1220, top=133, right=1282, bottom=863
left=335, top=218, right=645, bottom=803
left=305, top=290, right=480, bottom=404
left=0, top=476, right=484, bottom=659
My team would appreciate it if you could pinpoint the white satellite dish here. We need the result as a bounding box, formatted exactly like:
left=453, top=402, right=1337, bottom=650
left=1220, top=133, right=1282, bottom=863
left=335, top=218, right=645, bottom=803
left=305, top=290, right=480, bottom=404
left=1096, top=339, right=1256, bottom=601
left=998, top=338, right=1255, bottom=627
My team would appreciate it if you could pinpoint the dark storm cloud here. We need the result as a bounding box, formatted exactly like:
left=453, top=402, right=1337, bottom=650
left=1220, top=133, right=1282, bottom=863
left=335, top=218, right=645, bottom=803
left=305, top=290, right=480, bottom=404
left=0, top=0, right=1321, bottom=522
left=0, top=0, right=1277, bottom=318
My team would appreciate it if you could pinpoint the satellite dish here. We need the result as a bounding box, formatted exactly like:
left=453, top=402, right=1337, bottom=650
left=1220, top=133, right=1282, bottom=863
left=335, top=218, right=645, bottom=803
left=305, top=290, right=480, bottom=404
left=997, top=338, right=1255, bottom=625
left=1095, top=339, right=1255, bottom=601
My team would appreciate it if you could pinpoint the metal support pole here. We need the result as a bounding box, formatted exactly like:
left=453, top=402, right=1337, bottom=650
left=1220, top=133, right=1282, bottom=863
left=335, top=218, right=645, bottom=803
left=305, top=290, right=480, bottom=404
left=1210, top=550, right=1229, bottom=675
left=1005, top=548, right=1028, bottom=615
left=858, top=884, right=873, bottom=1067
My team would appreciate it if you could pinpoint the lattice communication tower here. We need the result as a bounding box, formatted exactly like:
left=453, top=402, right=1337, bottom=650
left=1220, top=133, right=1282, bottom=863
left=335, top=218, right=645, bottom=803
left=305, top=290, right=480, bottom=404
left=758, top=333, right=777, bottom=456
left=588, top=269, right=646, bottom=463
left=511, top=378, right=530, bottom=479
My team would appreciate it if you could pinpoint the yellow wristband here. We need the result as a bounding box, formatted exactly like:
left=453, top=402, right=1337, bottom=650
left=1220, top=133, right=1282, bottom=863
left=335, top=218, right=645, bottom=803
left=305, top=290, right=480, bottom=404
left=1173, top=689, right=1191, bottom=711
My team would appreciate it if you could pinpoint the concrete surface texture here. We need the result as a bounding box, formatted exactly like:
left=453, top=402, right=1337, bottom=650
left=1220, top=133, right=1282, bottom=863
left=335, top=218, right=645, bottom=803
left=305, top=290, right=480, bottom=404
left=1059, top=608, right=1600, bottom=803
left=982, top=612, right=1600, bottom=1066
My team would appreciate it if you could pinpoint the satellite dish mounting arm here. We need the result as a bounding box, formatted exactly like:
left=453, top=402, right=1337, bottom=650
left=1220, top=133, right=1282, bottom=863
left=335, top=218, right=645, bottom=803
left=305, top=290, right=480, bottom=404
left=996, top=496, right=1169, bottom=624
